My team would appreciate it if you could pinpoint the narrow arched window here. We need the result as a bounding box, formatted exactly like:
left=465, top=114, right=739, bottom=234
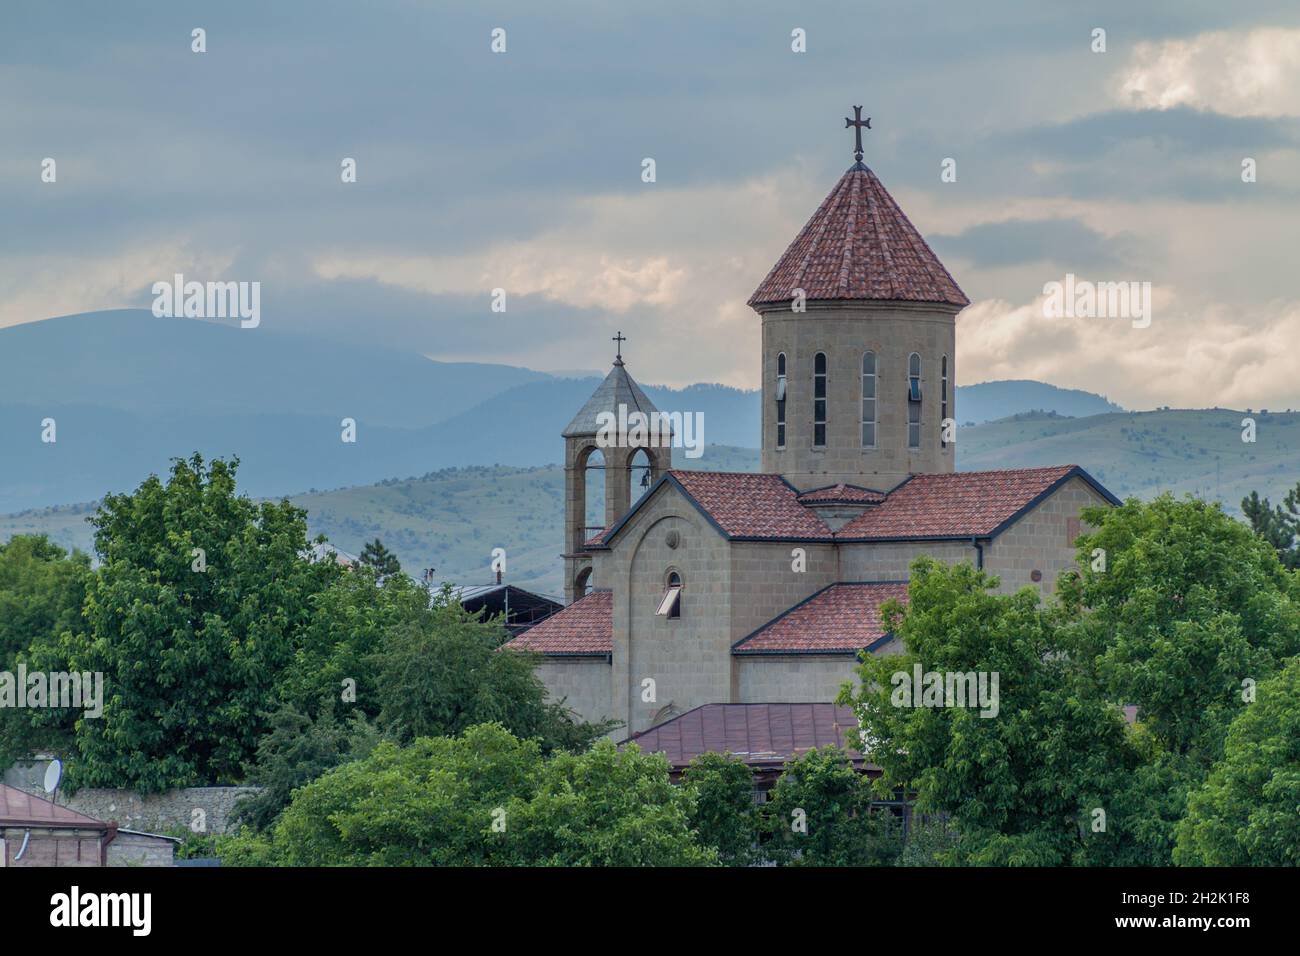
left=813, top=352, right=827, bottom=447
left=908, top=352, right=922, bottom=450
left=861, top=351, right=876, bottom=448
left=775, top=352, right=787, bottom=449
left=940, top=355, right=949, bottom=449
left=657, top=570, right=682, bottom=619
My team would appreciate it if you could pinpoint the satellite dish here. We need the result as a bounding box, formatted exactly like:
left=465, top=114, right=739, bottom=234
left=43, top=759, right=62, bottom=796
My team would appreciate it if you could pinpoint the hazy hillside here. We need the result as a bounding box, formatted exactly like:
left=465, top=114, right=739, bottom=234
left=4, top=410, right=1296, bottom=598
left=0, top=311, right=550, bottom=428
left=0, top=311, right=1132, bottom=512
left=958, top=380, right=1123, bottom=423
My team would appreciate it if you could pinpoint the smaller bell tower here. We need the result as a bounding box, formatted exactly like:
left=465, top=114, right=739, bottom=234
left=561, top=334, right=672, bottom=604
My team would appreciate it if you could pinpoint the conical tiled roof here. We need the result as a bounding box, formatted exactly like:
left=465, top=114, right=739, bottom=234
left=562, top=361, right=663, bottom=437
left=749, top=162, right=968, bottom=309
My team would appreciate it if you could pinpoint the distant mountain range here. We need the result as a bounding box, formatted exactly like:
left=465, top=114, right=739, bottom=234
left=6, top=407, right=1296, bottom=597
left=0, top=310, right=1132, bottom=513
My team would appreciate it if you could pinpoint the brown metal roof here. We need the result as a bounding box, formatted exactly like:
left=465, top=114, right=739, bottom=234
left=622, top=702, right=863, bottom=770
left=0, top=783, right=108, bottom=830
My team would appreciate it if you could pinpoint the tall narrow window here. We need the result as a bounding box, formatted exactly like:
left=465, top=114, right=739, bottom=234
left=907, top=352, right=922, bottom=450
left=940, top=355, right=949, bottom=448
left=813, top=352, right=827, bottom=447
left=775, top=352, right=787, bottom=449
left=657, top=570, right=682, bottom=619
left=861, top=351, right=876, bottom=448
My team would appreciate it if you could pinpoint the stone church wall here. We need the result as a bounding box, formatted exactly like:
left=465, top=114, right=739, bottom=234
left=536, top=658, right=615, bottom=731
left=983, top=476, right=1109, bottom=595
left=837, top=538, right=974, bottom=581
left=607, top=488, right=733, bottom=734
left=734, top=655, right=860, bottom=703
left=728, top=540, right=839, bottom=642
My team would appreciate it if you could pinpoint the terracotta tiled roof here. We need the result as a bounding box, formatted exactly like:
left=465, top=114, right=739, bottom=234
left=0, top=783, right=108, bottom=830
left=583, top=528, right=608, bottom=547
left=669, top=471, right=833, bottom=540
left=797, top=483, right=887, bottom=505
left=749, top=163, right=969, bottom=309
left=623, top=703, right=863, bottom=770
left=733, top=582, right=909, bottom=654
left=836, top=465, right=1082, bottom=540
left=503, top=589, right=612, bottom=656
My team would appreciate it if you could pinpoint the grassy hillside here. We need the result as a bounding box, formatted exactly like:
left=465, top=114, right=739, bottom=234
left=3, top=411, right=1295, bottom=599
left=956, top=408, right=1300, bottom=508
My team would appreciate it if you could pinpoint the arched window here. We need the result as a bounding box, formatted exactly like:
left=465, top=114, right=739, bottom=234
left=775, top=352, right=787, bottom=449
left=940, top=355, right=949, bottom=449
left=907, top=352, right=922, bottom=450
left=575, top=566, right=594, bottom=597
left=813, top=352, right=827, bottom=447
left=861, top=351, right=876, bottom=448
left=657, top=570, right=682, bottom=619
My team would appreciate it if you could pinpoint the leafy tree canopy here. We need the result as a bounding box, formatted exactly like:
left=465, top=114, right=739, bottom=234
left=1175, top=654, right=1300, bottom=866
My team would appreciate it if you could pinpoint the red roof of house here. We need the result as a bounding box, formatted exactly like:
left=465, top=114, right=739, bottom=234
left=836, top=465, right=1079, bottom=539
left=797, top=483, right=887, bottom=505
left=668, top=471, right=833, bottom=539
left=623, top=702, right=863, bottom=770
left=0, top=783, right=108, bottom=830
left=503, top=589, right=612, bottom=656
left=749, top=163, right=969, bottom=309
left=733, top=582, right=909, bottom=654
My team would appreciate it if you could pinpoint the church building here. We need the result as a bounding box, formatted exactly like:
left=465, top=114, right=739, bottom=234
left=506, top=114, right=1119, bottom=736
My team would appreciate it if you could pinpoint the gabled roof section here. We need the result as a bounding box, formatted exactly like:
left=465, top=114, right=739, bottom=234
left=796, top=483, right=887, bottom=505
left=749, top=163, right=969, bottom=310
left=0, top=783, right=108, bottom=830
left=733, top=582, right=909, bottom=655
left=594, top=470, right=834, bottom=548
left=502, top=589, right=612, bottom=657
left=562, top=362, right=662, bottom=438
left=835, top=465, right=1119, bottom=540
left=622, top=703, right=863, bottom=770
left=666, top=470, right=834, bottom=540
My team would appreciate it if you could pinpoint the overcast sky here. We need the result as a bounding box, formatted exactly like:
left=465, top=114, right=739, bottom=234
left=5, top=0, right=1300, bottom=410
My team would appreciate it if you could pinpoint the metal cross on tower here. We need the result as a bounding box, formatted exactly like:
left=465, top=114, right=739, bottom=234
left=845, top=105, right=871, bottom=162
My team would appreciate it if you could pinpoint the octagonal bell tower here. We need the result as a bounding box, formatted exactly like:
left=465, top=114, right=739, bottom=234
left=748, top=108, right=969, bottom=493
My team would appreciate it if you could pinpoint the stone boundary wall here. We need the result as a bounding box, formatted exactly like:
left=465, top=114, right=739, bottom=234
left=4, top=758, right=260, bottom=836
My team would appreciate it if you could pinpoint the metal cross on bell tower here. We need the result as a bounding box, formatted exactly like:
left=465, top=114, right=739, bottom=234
left=612, top=330, right=627, bottom=366
left=845, top=105, right=871, bottom=163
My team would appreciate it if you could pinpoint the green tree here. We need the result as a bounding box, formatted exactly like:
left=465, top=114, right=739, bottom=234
left=842, top=558, right=1168, bottom=866
left=231, top=704, right=381, bottom=831
left=764, top=746, right=901, bottom=866
left=500, top=740, right=716, bottom=866
left=1063, top=495, right=1300, bottom=770
left=358, top=538, right=402, bottom=577
left=1242, top=484, right=1300, bottom=570
left=370, top=585, right=616, bottom=753
left=227, top=724, right=714, bottom=866
left=0, top=535, right=91, bottom=765
left=274, top=568, right=429, bottom=722
left=1174, top=655, right=1300, bottom=866
left=680, top=752, right=758, bottom=865
left=64, top=455, right=341, bottom=792
left=0, top=534, right=90, bottom=662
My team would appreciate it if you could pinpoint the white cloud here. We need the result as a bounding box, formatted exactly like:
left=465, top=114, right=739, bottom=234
left=1117, top=27, right=1300, bottom=116
left=0, top=243, right=233, bottom=330
left=959, top=292, right=1300, bottom=411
